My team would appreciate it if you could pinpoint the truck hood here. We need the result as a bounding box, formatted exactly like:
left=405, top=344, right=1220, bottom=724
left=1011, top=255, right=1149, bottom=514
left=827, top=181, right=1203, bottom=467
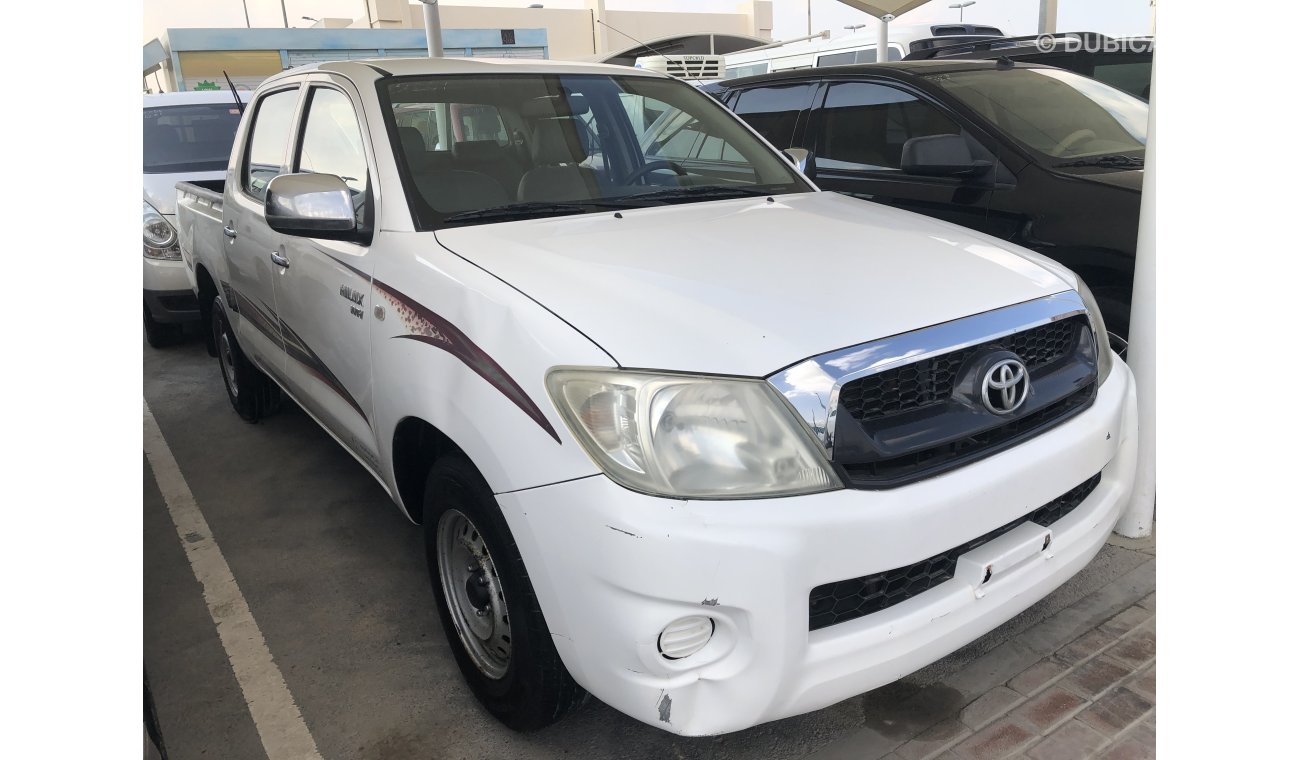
left=144, top=170, right=225, bottom=216
left=435, top=192, right=1071, bottom=377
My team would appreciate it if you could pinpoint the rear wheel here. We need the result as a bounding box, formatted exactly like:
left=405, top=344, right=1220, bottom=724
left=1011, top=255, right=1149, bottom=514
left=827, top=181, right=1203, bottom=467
left=211, top=295, right=281, bottom=422
left=424, top=455, right=585, bottom=731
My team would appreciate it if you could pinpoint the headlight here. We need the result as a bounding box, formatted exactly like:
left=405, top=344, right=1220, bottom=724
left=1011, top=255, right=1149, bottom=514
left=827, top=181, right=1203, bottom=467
left=143, top=202, right=181, bottom=260
left=1074, top=279, right=1113, bottom=384
left=546, top=368, right=842, bottom=499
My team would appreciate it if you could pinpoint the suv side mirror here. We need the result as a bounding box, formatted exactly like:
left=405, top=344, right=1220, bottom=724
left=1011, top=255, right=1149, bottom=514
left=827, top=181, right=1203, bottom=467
left=783, top=147, right=812, bottom=175
left=265, top=173, right=357, bottom=239
left=900, top=134, right=991, bottom=178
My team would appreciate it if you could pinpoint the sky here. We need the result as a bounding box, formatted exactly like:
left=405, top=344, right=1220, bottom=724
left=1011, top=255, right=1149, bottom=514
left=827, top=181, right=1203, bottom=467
left=144, top=1, right=1155, bottom=44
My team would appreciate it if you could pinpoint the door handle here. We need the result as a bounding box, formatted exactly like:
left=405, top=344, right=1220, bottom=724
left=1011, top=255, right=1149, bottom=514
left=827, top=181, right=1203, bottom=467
left=223, top=225, right=238, bottom=239
left=270, top=251, right=290, bottom=268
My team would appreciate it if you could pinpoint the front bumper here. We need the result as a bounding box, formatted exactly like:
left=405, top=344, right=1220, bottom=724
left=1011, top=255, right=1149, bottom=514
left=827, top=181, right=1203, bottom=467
left=144, top=258, right=198, bottom=323
left=497, top=359, right=1138, bottom=736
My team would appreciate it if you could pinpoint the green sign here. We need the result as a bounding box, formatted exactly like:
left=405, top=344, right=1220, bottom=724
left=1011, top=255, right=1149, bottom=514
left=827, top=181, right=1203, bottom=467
left=193, top=80, right=220, bottom=91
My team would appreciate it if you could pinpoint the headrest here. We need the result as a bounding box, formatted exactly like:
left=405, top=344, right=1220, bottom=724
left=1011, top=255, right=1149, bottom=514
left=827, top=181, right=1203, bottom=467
left=520, top=93, right=589, bottom=118
left=397, top=126, right=426, bottom=156
left=452, top=140, right=506, bottom=161
left=530, top=119, right=587, bottom=165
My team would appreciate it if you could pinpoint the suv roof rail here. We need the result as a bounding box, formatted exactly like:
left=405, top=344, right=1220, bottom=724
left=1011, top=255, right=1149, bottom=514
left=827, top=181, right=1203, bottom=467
left=904, top=32, right=1115, bottom=61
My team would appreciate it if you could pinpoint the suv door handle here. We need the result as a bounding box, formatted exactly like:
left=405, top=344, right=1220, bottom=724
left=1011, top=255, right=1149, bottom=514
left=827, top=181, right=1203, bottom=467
left=223, top=225, right=238, bottom=239
left=270, top=251, right=290, bottom=268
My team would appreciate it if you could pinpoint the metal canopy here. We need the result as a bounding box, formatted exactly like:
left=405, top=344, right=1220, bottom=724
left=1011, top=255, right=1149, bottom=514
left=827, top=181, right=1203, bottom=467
left=832, top=1, right=935, bottom=19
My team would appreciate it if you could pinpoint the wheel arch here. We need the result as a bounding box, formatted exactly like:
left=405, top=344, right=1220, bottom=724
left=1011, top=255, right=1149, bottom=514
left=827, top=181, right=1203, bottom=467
left=391, top=415, right=472, bottom=525
left=195, top=263, right=220, bottom=356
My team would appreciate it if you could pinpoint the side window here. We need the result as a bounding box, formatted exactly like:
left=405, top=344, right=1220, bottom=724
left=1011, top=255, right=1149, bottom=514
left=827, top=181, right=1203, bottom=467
left=817, top=82, right=961, bottom=171
left=296, top=87, right=369, bottom=227
left=730, top=83, right=815, bottom=149
left=242, top=88, right=300, bottom=201
left=818, top=47, right=902, bottom=67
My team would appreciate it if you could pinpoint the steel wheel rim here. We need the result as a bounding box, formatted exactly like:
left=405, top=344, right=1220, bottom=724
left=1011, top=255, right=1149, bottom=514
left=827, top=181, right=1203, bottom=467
left=437, top=508, right=511, bottom=679
left=218, top=329, right=239, bottom=399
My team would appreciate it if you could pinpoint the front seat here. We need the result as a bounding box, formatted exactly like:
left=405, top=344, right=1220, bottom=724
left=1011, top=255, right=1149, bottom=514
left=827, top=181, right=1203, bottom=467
left=517, top=119, right=602, bottom=202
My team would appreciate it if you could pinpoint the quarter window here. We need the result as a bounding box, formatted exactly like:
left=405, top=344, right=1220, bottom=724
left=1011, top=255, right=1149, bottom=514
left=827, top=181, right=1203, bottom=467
left=296, top=88, right=370, bottom=227
left=242, top=88, right=300, bottom=201
left=816, top=82, right=960, bottom=171
left=730, top=83, right=815, bottom=149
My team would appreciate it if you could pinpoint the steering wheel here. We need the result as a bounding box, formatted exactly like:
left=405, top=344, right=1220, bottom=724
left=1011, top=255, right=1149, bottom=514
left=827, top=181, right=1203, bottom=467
left=1050, top=129, right=1098, bottom=157
left=623, top=160, right=688, bottom=185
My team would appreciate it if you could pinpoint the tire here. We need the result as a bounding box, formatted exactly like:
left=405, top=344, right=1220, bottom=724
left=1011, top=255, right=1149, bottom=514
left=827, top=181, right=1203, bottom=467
left=143, top=303, right=182, bottom=348
left=211, top=295, right=281, bottom=423
left=424, top=455, right=586, bottom=731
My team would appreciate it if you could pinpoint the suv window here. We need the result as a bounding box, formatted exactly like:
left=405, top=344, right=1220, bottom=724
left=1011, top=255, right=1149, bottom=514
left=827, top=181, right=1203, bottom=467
left=1091, top=61, right=1152, bottom=99
left=816, top=82, right=960, bottom=171
left=730, top=83, right=815, bottom=149
left=243, top=88, right=300, bottom=201
left=296, top=87, right=370, bottom=228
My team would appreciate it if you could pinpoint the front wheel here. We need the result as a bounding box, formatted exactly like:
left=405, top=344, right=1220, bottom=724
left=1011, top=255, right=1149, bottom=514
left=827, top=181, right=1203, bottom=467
left=143, top=303, right=182, bottom=348
left=424, top=455, right=586, bottom=731
left=211, top=295, right=280, bottom=422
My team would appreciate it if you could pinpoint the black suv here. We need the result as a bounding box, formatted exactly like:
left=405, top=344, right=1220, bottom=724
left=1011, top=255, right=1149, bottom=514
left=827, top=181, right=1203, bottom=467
left=701, top=60, right=1146, bottom=338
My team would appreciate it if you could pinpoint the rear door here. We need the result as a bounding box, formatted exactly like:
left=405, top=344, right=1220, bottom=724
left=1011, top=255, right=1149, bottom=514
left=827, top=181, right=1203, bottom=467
left=271, top=77, right=380, bottom=466
left=223, top=83, right=303, bottom=375
left=802, top=78, right=1013, bottom=236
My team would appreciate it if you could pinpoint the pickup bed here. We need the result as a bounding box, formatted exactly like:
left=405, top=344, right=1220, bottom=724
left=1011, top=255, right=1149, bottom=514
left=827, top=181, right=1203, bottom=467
left=177, top=56, right=1137, bottom=736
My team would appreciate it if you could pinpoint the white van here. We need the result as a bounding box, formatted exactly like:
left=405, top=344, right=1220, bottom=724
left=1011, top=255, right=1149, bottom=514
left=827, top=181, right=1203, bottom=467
left=724, top=22, right=1004, bottom=79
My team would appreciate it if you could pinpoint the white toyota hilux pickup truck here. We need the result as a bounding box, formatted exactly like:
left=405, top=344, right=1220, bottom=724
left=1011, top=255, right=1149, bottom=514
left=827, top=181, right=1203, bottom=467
left=176, top=57, right=1138, bottom=736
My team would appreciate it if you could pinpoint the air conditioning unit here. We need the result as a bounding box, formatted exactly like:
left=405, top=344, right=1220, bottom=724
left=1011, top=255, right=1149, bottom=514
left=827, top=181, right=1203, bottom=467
left=634, top=54, right=726, bottom=81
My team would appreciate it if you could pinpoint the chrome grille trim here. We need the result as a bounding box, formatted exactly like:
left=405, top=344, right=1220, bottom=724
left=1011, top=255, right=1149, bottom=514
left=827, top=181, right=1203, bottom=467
left=765, top=291, right=1091, bottom=452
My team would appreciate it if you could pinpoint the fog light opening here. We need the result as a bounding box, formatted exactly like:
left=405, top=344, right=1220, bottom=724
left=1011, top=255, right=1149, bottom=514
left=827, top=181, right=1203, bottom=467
left=657, top=616, right=715, bottom=660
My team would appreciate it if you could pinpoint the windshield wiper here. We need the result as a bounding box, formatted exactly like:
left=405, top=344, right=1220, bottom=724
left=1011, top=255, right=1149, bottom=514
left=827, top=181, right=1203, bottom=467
left=617, top=185, right=772, bottom=204
left=442, top=200, right=632, bottom=224
left=1056, top=154, right=1145, bottom=169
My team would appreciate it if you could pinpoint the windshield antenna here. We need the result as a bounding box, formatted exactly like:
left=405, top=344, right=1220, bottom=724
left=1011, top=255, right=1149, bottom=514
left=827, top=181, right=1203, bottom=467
left=223, top=70, right=244, bottom=115
left=596, top=19, right=674, bottom=61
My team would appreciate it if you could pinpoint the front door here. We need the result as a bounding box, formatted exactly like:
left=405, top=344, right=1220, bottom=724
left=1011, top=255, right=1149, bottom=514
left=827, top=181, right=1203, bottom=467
left=223, top=84, right=302, bottom=376
left=804, top=80, right=1010, bottom=237
left=271, top=81, right=379, bottom=466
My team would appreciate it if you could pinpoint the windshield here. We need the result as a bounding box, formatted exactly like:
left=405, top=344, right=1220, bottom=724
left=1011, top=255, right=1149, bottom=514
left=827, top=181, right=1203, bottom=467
left=379, top=73, right=810, bottom=229
left=926, top=67, right=1147, bottom=164
left=143, top=103, right=242, bottom=174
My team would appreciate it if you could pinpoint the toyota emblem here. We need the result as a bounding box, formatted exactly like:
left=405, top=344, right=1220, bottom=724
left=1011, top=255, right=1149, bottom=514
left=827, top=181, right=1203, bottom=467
left=981, top=358, right=1030, bottom=415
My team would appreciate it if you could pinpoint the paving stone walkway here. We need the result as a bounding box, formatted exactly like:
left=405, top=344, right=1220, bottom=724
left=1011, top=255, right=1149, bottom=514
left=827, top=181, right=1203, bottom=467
left=806, top=534, right=1156, bottom=760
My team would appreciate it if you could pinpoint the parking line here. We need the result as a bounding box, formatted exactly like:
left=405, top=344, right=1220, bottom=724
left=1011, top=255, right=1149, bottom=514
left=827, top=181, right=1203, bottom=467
left=144, top=401, right=323, bottom=760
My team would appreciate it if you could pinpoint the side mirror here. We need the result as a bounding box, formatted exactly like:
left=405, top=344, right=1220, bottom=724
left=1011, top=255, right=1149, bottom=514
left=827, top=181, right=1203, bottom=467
left=265, top=173, right=357, bottom=239
left=783, top=147, right=812, bottom=175
left=900, top=134, right=991, bottom=178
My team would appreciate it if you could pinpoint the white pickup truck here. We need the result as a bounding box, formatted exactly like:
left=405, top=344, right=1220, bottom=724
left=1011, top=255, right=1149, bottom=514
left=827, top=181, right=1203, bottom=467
left=176, top=57, right=1137, bottom=736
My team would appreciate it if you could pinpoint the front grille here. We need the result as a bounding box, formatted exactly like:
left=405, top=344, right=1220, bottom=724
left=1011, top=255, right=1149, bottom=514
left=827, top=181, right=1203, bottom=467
left=808, top=473, right=1102, bottom=631
left=840, top=383, right=1095, bottom=488
left=839, top=317, right=1083, bottom=422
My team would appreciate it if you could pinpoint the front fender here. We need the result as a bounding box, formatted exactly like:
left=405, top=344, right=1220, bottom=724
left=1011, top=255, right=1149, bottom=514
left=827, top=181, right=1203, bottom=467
left=370, top=232, right=611, bottom=505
